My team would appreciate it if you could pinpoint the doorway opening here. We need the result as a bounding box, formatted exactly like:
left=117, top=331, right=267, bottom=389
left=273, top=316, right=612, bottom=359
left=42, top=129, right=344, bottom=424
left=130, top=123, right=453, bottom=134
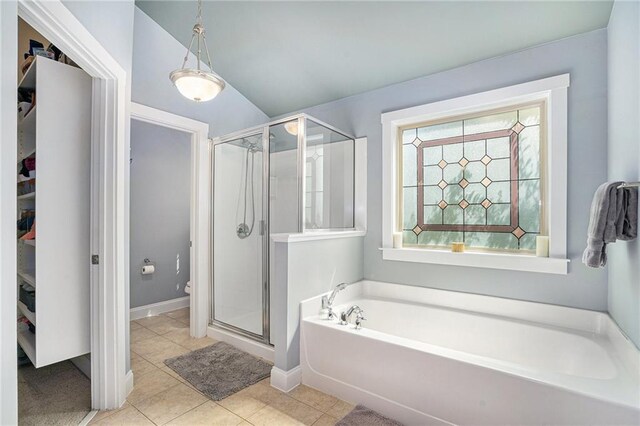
left=129, top=103, right=210, bottom=340
left=2, top=2, right=129, bottom=423
left=15, top=16, right=93, bottom=424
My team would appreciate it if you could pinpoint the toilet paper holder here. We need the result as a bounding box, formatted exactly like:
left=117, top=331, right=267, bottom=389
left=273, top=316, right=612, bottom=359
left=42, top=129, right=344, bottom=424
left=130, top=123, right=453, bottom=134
left=142, top=258, right=156, bottom=275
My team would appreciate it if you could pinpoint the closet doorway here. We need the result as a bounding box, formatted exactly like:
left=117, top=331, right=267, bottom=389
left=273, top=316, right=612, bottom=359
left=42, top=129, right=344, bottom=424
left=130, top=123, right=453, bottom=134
left=129, top=103, right=210, bottom=339
left=15, top=16, right=93, bottom=425
left=2, top=1, right=128, bottom=422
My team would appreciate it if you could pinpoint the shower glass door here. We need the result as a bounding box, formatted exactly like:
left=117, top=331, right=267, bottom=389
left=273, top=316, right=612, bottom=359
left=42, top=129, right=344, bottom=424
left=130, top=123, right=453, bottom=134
left=212, top=131, right=267, bottom=340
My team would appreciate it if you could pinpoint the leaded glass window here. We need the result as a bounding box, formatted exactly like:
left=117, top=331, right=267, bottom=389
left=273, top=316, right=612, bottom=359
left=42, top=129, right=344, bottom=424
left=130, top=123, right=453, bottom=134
left=400, top=104, right=544, bottom=252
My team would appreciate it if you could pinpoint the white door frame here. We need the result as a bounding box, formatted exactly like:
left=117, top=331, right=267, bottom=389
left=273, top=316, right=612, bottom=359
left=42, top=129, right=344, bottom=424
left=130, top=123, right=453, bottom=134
left=130, top=103, right=210, bottom=338
left=1, top=0, right=129, bottom=420
left=0, top=2, right=20, bottom=423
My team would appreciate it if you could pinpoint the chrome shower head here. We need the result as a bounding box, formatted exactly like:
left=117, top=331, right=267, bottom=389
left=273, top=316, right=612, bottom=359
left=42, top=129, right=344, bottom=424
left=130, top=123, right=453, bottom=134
left=241, top=137, right=261, bottom=153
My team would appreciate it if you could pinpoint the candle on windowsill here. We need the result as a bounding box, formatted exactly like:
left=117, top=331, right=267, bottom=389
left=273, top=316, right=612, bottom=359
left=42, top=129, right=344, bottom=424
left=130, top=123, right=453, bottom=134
left=393, top=232, right=403, bottom=248
left=536, top=236, right=549, bottom=257
left=451, top=242, right=465, bottom=253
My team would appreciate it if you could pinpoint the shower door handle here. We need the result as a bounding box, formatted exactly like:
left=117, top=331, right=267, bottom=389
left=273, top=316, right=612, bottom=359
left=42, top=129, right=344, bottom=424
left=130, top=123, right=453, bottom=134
left=259, top=220, right=266, bottom=236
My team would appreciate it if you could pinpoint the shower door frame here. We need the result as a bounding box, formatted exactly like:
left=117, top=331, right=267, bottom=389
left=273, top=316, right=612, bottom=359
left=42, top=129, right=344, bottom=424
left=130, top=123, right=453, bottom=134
left=210, top=114, right=357, bottom=344
left=210, top=125, right=272, bottom=344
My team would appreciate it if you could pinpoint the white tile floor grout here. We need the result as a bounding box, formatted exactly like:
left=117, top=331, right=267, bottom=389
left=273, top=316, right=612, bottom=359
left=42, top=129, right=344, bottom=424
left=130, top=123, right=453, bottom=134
left=90, top=307, right=353, bottom=426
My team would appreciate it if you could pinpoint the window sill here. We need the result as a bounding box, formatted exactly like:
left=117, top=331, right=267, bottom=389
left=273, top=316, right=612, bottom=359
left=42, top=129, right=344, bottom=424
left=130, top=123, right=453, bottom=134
left=380, top=247, right=569, bottom=274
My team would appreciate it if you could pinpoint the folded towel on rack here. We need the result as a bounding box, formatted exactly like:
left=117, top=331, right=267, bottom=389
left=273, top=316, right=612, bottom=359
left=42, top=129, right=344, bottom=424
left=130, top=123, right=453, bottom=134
left=582, top=182, right=620, bottom=268
left=617, top=186, right=638, bottom=240
left=583, top=182, right=638, bottom=268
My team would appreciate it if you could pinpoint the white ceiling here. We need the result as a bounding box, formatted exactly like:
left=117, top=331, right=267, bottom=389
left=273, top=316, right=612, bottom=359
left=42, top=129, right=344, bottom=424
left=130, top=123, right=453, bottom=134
left=136, top=1, right=613, bottom=117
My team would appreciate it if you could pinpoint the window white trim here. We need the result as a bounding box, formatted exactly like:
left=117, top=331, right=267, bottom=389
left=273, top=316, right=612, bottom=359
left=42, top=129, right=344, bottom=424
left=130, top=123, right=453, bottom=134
left=381, top=75, right=570, bottom=274
left=354, top=137, right=368, bottom=231
left=380, top=248, right=569, bottom=274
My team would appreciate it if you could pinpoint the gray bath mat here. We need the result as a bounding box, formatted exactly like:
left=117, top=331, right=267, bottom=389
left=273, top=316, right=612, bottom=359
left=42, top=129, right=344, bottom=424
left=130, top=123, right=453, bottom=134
left=164, top=341, right=271, bottom=400
left=337, top=405, right=404, bottom=426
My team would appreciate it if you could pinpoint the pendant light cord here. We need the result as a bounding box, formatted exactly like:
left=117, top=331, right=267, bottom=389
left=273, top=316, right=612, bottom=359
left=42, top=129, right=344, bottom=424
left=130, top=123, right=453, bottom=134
left=197, top=0, right=203, bottom=25
left=179, top=0, right=215, bottom=72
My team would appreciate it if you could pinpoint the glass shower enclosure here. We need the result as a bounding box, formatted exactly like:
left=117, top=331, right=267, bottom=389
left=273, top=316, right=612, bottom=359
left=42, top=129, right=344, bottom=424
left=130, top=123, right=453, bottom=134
left=211, top=115, right=355, bottom=343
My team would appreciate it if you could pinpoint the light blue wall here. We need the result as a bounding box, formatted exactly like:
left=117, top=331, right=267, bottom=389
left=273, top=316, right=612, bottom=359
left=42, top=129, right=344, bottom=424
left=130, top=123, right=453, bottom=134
left=131, top=7, right=268, bottom=137
left=130, top=121, right=191, bottom=308
left=607, top=1, right=640, bottom=348
left=281, top=29, right=609, bottom=312
left=62, top=1, right=135, bottom=74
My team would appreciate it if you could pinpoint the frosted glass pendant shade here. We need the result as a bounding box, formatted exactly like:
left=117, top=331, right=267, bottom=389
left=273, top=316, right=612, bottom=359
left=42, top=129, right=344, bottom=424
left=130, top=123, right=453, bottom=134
left=170, top=69, right=225, bottom=102
left=284, top=120, right=299, bottom=136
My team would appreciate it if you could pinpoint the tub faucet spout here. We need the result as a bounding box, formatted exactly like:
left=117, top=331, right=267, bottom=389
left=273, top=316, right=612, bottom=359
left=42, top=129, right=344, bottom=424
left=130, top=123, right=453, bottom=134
left=340, top=305, right=365, bottom=326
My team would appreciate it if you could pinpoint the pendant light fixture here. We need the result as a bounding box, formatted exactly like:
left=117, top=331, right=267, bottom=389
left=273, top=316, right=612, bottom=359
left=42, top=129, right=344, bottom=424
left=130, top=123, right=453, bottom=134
left=284, top=120, right=299, bottom=136
left=170, top=0, right=225, bottom=102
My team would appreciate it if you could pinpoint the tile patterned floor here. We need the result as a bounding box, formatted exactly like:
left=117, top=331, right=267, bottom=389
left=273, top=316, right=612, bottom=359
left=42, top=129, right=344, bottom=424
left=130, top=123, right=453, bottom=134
left=91, top=308, right=353, bottom=426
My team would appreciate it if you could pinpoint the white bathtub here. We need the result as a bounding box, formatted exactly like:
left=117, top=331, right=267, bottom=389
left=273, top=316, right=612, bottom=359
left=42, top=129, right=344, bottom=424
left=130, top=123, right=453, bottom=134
left=300, top=281, right=640, bottom=425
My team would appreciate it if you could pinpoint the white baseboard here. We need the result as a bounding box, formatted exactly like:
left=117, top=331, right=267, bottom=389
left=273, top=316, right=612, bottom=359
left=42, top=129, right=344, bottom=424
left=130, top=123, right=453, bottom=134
left=125, top=370, right=134, bottom=397
left=130, top=296, right=190, bottom=321
left=270, top=366, right=301, bottom=392
left=207, top=325, right=274, bottom=362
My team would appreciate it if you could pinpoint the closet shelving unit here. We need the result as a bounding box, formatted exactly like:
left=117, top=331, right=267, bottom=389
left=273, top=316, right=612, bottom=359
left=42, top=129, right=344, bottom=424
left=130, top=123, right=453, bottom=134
left=16, top=56, right=92, bottom=368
